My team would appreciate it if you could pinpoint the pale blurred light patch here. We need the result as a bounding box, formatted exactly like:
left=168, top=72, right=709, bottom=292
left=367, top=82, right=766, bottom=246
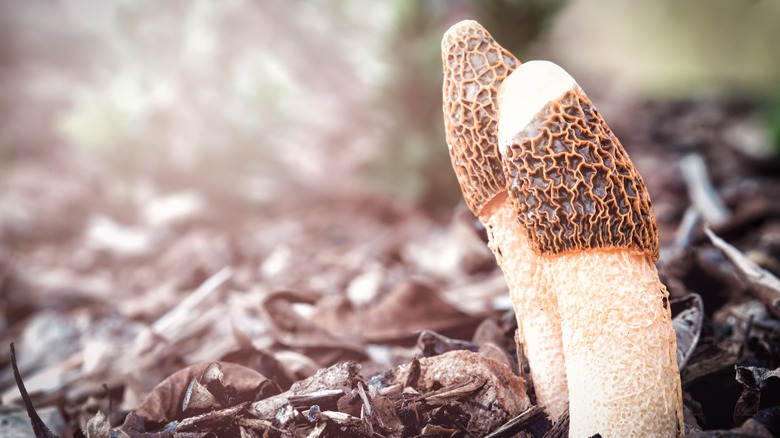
left=543, top=0, right=780, bottom=99
left=51, top=0, right=398, bottom=199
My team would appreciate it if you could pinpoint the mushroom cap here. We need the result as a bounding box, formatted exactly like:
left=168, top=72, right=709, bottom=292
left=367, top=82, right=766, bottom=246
left=441, top=20, right=519, bottom=217
left=498, top=61, right=575, bottom=156
left=498, top=61, right=660, bottom=259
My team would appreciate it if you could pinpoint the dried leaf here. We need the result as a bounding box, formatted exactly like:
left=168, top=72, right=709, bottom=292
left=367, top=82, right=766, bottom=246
left=136, top=361, right=273, bottom=425
left=672, top=293, right=704, bottom=370
left=734, top=365, right=780, bottom=425
left=416, top=329, right=478, bottom=358
left=686, top=406, right=780, bottom=437
left=245, top=290, right=367, bottom=362
left=182, top=379, right=220, bottom=413
left=249, top=361, right=360, bottom=424
left=85, top=411, right=110, bottom=438
left=737, top=406, right=780, bottom=438
left=289, top=361, right=361, bottom=395
left=359, top=280, right=487, bottom=343
left=735, top=365, right=780, bottom=391
left=368, top=392, right=403, bottom=436
left=391, top=350, right=529, bottom=436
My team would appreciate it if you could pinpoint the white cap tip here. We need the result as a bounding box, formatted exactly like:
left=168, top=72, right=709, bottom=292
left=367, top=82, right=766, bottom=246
left=498, top=61, right=577, bottom=155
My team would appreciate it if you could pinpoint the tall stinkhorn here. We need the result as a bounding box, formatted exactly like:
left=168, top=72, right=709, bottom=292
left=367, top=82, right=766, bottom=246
left=498, top=60, right=684, bottom=437
left=441, top=20, right=569, bottom=421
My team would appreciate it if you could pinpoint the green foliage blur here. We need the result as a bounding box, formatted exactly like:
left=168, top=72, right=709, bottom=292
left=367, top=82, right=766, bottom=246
left=763, top=99, right=780, bottom=154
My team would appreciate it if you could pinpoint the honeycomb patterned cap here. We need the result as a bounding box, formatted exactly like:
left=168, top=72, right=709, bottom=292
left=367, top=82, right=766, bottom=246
left=499, top=61, right=660, bottom=260
left=441, top=20, right=519, bottom=216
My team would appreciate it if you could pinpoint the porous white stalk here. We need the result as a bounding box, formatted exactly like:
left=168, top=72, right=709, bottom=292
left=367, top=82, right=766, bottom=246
left=536, top=251, right=682, bottom=437
left=480, top=195, right=568, bottom=421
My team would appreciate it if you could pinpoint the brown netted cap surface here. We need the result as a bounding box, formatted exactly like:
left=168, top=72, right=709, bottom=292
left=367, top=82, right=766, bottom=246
left=442, top=20, right=519, bottom=216
left=503, top=87, right=660, bottom=259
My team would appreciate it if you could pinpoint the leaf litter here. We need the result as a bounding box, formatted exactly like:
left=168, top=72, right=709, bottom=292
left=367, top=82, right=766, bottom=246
left=2, top=103, right=780, bottom=437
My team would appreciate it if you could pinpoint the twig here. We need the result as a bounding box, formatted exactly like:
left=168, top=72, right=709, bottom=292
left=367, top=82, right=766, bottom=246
left=151, top=266, right=234, bottom=338
left=484, top=405, right=548, bottom=438
left=9, top=343, right=59, bottom=438
left=705, top=228, right=780, bottom=318
left=680, top=154, right=730, bottom=226
left=673, top=207, right=701, bottom=250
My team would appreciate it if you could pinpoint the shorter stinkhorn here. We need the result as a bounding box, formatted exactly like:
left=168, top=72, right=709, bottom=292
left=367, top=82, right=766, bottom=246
left=498, top=60, right=684, bottom=437
left=441, top=21, right=568, bottom=420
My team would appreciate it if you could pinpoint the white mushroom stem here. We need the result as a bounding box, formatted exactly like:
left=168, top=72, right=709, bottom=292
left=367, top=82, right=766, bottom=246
left=499, top=61, right=684, bottom=437
left=539, top=252, right=681, bottom=437
left=480, top=194, right=568, bottom=421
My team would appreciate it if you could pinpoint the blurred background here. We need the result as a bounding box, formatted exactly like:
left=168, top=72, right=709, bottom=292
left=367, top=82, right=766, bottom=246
left=2, top=0, right=780, bottom=432
left=2, top=0, right=779, bottom=220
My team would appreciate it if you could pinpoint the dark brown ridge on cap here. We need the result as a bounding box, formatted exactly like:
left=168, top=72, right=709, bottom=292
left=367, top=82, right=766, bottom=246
left=503, top=87, right=660, bottom=260
left=442, top=21, right=519, bottom=216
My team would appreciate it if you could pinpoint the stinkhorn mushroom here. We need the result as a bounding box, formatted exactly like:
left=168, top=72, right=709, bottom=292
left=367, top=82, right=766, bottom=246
left=441, top=20, right=569, bottom=420
left=498, top=60, right=684, bottom=437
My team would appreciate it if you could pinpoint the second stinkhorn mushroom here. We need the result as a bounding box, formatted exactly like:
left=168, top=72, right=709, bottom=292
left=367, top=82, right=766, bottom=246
left=441, top=21, right=569, bottom=420
left=498, top=60, right=684, bottom=437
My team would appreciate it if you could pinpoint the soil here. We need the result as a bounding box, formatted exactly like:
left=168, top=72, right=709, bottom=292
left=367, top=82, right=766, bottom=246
left=1, top=98, right=780, bottom=437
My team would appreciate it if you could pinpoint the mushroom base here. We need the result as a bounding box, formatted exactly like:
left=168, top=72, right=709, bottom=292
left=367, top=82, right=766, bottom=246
left=481, top=196, right=569, bottom=422
left=537, top=249, right=683, bottom=438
